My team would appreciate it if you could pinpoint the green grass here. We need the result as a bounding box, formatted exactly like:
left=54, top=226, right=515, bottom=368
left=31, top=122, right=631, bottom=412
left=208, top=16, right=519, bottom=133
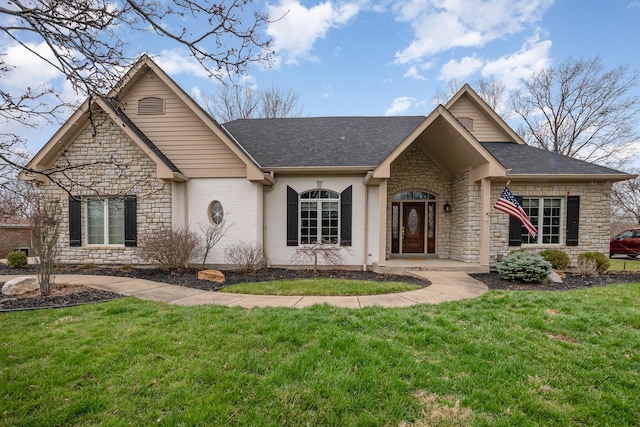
left=1, top=283, right=640, bottom=426
left=221, top=278, right=420, bottom=295
left=609, top=257, right=640, bottom=271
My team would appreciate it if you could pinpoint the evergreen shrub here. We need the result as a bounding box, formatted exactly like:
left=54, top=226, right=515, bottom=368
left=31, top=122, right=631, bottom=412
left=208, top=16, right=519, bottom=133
left=6, top=251, right=28, bottom=268
left=497, top=251, right=552, bottom=283
left=539, top=249, right=570, bottom=270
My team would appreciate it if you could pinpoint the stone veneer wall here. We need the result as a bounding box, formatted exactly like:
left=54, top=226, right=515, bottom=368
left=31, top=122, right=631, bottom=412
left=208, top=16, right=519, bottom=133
left=449, top=171, right=482, bottom=263
left=37, top=113, right=172, bottom=265
left=489, top=181, right=612, bottom=266
left=387, top=145, right=452, bottom=258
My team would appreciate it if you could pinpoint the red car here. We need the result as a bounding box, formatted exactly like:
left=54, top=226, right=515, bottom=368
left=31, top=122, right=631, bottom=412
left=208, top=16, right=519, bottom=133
left=610, top=228, right=640, bottom=259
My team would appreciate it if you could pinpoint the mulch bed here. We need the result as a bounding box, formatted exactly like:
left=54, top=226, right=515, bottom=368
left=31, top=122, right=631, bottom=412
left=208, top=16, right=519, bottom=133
left=0, top=266, right=428, bottom=311
left=470, top=271, right=640, bottom=291
left=2, top=265, right=640, bottom=311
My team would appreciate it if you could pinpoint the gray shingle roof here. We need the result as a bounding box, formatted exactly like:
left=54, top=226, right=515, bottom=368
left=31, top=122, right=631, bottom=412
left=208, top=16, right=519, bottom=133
left=481, top=142, right=626, bottom=176
left=222, top=116, right=426, bottom=168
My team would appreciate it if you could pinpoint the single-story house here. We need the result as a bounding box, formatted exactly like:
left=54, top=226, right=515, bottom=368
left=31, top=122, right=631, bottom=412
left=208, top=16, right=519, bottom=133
left=21, top=55, right=635, bottom=270
left=0, top=220, right=32, bottom=258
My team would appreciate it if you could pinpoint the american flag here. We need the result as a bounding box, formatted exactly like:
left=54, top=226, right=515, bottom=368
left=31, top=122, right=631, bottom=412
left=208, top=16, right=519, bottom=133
left=494, top=186, right=537, bottom=238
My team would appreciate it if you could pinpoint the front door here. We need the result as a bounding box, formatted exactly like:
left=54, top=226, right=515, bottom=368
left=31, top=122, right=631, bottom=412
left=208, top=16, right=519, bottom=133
left=402, top=202, right=425, bottom=253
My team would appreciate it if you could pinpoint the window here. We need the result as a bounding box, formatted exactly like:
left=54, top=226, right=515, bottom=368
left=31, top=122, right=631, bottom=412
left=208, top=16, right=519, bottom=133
left=521, top=197, right=562, bottom=244
left=300, top=190, right=339, bottom=244
left=209, top=201, right=224, bottom=225
left=86, top=198, right=124, bottom=245
left=392, top=191, right=435, bottom=200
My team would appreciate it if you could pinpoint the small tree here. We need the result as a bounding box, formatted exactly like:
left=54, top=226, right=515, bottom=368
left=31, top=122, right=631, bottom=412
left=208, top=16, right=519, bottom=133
left=31, top=200, right=62, bottom=296
left=291, top=241, right=346, bottom=273
left=224, top=241, right=268, bottom=274
left=138, top=226, right=203, bottom=271
left=199, top=219, right=231, bottom=268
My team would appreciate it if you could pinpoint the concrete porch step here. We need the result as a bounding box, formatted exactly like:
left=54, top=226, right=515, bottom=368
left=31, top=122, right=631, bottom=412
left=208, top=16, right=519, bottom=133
left=372, top=259, right=489, bottom=274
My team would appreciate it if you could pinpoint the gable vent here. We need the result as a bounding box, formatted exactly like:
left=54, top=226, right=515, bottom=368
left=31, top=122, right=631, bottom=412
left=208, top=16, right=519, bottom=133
left=138, top=97, right=164, bottom=115
left=458, top=117, right=474, bottom=132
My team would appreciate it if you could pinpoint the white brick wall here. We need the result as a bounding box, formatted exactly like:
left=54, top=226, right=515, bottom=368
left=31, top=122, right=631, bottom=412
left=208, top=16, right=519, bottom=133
left=265, top=176, right=367, bottom=267
left=187, top=178, right=263, bottom=265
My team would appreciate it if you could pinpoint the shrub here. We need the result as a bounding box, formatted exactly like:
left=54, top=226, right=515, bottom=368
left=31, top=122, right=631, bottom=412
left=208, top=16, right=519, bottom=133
left=138, top=227, right=203, bottom=271
left=291, top=240, right=345, bottom=273
left=577, top=252, right=610, bottom=274
left=576, top=257, right=598, bottom=277
left=539, top=249, right=570, bottom=270
left=497, top=251, right=552, bottom=283
left=224, top=241, right=268, bottom=274
left=6, top=251, right=28, bottom=268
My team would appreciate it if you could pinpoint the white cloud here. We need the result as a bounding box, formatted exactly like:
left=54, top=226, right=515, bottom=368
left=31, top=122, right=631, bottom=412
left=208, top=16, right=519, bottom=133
left=439, top=56, right=483, bottom=80
left=266, top=0, right=361, bottom=66
left=393, top=0, right=554, bottom=64
left=154, top=49, right=213, bottom=79
left=3, top=42, right=61, bottom=89
left=481, top=37, right=552, bottom=89
left=404, top=65, right=426, bottom=80
left=385, top=96, right=416, bottom=115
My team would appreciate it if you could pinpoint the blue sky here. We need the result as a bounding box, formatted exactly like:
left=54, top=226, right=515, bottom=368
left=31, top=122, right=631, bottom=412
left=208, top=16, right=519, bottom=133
left=3, top=0, right=640, bottom=157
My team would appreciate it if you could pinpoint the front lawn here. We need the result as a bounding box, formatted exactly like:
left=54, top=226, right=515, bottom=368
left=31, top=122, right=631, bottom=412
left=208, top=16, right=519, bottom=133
left=1, top=283, right=639, bottom=426
left=609, top=257, right=640, bottom=271
left=221, top=278, right=420, bottom=295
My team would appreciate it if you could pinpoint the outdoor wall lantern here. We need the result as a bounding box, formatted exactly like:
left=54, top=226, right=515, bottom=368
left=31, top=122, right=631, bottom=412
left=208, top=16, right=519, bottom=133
left=443, top=202, right=451, bottom=213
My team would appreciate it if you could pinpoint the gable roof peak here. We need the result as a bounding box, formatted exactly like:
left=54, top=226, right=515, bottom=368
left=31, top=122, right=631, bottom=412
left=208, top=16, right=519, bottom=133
left=444, top=83, right=525, bottom=145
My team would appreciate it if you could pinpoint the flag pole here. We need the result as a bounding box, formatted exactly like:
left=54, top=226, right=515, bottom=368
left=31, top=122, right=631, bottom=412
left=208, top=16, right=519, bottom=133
left=486, top=180, right=511, bottom=220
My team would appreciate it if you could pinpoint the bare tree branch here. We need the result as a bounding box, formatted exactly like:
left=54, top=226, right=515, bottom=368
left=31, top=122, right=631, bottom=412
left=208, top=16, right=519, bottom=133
left=612, top=170, right=640, bottom=226
left=511, top=57, right=640, bottom=167
left=198, top=83, right=304, bottom=122
left=2, top=0, right=274, bottom=193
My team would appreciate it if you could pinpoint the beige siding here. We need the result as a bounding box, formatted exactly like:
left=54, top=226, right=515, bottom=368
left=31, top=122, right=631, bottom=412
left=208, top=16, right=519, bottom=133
left=448, top=95, right=511, bottom=142
left=120, top=73, right=246, bottom=178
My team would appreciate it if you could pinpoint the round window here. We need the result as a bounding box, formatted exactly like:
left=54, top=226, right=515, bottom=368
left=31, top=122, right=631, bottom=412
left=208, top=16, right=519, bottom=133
left=209, top=201, right=224, bottom=225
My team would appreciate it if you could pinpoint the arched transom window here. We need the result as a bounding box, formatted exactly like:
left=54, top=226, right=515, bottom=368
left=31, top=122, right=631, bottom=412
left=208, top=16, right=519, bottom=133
left=392, top=191, right=435, bottom=200
left=300, top=190, right=340, bottom=244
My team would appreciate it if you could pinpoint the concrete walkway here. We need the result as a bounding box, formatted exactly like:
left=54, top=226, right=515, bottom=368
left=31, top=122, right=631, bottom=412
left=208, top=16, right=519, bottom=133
left=0, top=271, right=488, bottom=309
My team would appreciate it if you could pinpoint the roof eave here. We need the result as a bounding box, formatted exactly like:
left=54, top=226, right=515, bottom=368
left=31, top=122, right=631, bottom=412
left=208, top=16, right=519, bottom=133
left=497, top=173, right=637, bottom=182
left=268, top=166, right=374, bottom=175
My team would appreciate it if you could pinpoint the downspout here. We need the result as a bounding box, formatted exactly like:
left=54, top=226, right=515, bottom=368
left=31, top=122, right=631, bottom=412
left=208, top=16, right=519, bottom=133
left=184, top=182, right=189, bottom=229
left=363, top=183, right=368, bottom=271
left=262, top=171, right=276, bottom=256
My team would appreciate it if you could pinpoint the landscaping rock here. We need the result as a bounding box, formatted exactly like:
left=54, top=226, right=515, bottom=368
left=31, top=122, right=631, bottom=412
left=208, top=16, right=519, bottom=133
left=547, top=271, right=563, bottom=284
left=197, top=270, right=226, bottom=284
left=552, top=269, right=567, bottom=279
left=2, top=277, right=39, bottom=296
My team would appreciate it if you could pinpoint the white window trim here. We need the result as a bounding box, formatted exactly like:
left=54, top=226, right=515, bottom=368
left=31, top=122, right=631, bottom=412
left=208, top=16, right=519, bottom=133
left=84, top=198, right=125, bottom=246
left=522, top=197, right=564, bottom=246
left=299, top=190, right=341, bottom=246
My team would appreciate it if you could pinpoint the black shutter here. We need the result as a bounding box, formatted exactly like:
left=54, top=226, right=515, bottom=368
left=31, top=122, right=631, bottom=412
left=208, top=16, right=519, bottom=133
left=69, top=195, right=82, bottom=247
left=508, top=196, right=523, bottom=247
left=340, top=185, right=352, bottom=246
left=124, top=195, right=137, bottom=247
left=286, top=186, right=298, bottom=246
left=566, top=196, right=580, bottom=246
